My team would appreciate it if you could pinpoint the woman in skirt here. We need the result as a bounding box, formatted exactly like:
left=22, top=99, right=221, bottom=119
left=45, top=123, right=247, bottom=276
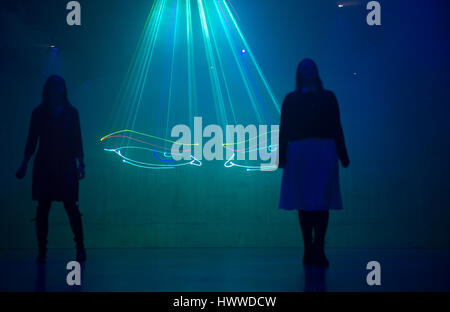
left=278, top=59, right=350, bottom=267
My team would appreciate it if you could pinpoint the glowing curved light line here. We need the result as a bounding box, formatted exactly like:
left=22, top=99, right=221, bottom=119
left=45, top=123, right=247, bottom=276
left=223, top=144, right=278, bottom=153
left=105, top=146, right=201, bottom=168
left=224, top=153, right=276, bottom=171
left=100, top=130, right=198, bottom=146
left=122, top=159, right=175, bottom=170
left=245, top=167, right=277, bottom=172
left=104, top=146, right=172, bottom=155
left=222, top=129, right=279, bottom=147
left=152, top=151, right=175, bottom=162
left=102, top=129, right=278, bottom=161
left=102, top=135, right=275, bottom=154
left=101, top=135, right=174, bottom=151
left=102, top=129, right=278, bottom=151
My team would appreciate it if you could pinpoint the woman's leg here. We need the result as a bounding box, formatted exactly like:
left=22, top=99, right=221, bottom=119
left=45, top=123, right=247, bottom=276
left=298, top=210, right=314, bottom=264
left=36, top=200, right=51, bottom=263
left=63, top=201, right=86, bottom=261
left=312, top=210, right=329, bottom=266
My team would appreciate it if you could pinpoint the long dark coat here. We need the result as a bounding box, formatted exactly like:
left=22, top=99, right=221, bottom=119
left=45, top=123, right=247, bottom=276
left=24, top=105, right=83, bottom=202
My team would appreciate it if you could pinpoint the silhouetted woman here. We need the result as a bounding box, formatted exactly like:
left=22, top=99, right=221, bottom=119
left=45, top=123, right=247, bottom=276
left=278, top=59, right=349, bottom=267
left=16, top=75, right=86, bottom=264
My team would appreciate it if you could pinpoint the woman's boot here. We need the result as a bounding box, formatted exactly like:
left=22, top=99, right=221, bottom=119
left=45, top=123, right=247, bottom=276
left=313, top=210, right=329, bottom=267
left=64, top=202, right=86, bottom=262
left=298, top=210, right=314, bottom=265
left=36, top=201, right=51, bottom=264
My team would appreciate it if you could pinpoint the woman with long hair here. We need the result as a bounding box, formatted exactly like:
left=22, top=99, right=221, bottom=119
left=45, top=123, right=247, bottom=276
left=16, top=75, right=86, bottom=264
left=278, top=59, right=350, bottom=267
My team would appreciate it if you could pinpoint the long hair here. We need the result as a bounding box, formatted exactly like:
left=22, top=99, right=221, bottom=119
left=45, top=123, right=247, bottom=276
left=296, top=58, right=323, bottom=92
left=41, top=75, right=70, bottom=108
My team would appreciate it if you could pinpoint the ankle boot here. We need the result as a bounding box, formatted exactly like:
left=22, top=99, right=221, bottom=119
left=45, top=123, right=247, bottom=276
left=298, top=211, right=314, bottom=265
left=35, top=201, right=50, bottom=264
left=312, top=210, right=329, bottom=267
left=64, top=203, right=86, bottom=262
left=313, top=241, right=329, bottom=267
left=76, top=246, right=87, bottom=262
left=303, top=246, right=315, bottom=265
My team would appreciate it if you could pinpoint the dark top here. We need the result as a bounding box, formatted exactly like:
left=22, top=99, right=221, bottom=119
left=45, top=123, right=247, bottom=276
left=278, top=90, right=349, bottom=168
left=25, top=104, right=83, bottom=202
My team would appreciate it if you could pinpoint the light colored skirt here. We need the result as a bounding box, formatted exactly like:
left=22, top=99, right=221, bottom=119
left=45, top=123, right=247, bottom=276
left=279, top=138, right=342, bottom=211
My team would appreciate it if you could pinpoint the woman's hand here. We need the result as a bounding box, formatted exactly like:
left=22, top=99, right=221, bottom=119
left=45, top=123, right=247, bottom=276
left=77, top=157, right=86, bottom=180
left=16, top=162, right=27, bottom=179
left=78, top=165, right=85, bottom=180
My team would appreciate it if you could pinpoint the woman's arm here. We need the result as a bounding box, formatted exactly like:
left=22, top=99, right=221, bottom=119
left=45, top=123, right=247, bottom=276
left=329, top=92, right=350, bottom=168
left=17, top=110, right=39, bottom=179
left=24, top=110, right=39, bottom=163
left=277, top=95, right=290, bottom=169
left=74, top=109, right=85, bottom=179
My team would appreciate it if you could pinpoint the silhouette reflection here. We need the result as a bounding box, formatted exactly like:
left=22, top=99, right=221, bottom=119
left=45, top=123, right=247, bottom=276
left=69, top=262, right=85, bottom=292
left=34, top=263, right=46, bottom=292
left=303, top=264, right=327, bottom=292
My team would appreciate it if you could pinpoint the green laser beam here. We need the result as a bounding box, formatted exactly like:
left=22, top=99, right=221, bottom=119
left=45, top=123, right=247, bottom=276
left=165, top=0, right=181, bottom=143
left=212, top=0, right=264, bottom=124
left=221, top=0, right=280, bottom=114
left=197, top=0, right=229, bottom=126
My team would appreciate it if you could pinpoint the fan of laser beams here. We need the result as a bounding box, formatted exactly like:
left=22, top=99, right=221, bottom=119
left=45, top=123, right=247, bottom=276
left=103, top=0, right=280, bottom=170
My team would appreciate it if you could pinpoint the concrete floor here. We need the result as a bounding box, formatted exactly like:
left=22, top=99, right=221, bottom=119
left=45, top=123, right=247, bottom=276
left=0, top=248, right=449, bottom=292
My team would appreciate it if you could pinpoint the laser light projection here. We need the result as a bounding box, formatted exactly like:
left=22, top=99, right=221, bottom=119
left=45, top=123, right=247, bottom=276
left=102, top=0, right=280, bottom=171
left=101, top=117, right=279, bottom=171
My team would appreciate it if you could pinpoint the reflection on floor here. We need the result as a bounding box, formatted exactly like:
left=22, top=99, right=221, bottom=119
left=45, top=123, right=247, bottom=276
left=0, top=248, right=449, bottom=292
